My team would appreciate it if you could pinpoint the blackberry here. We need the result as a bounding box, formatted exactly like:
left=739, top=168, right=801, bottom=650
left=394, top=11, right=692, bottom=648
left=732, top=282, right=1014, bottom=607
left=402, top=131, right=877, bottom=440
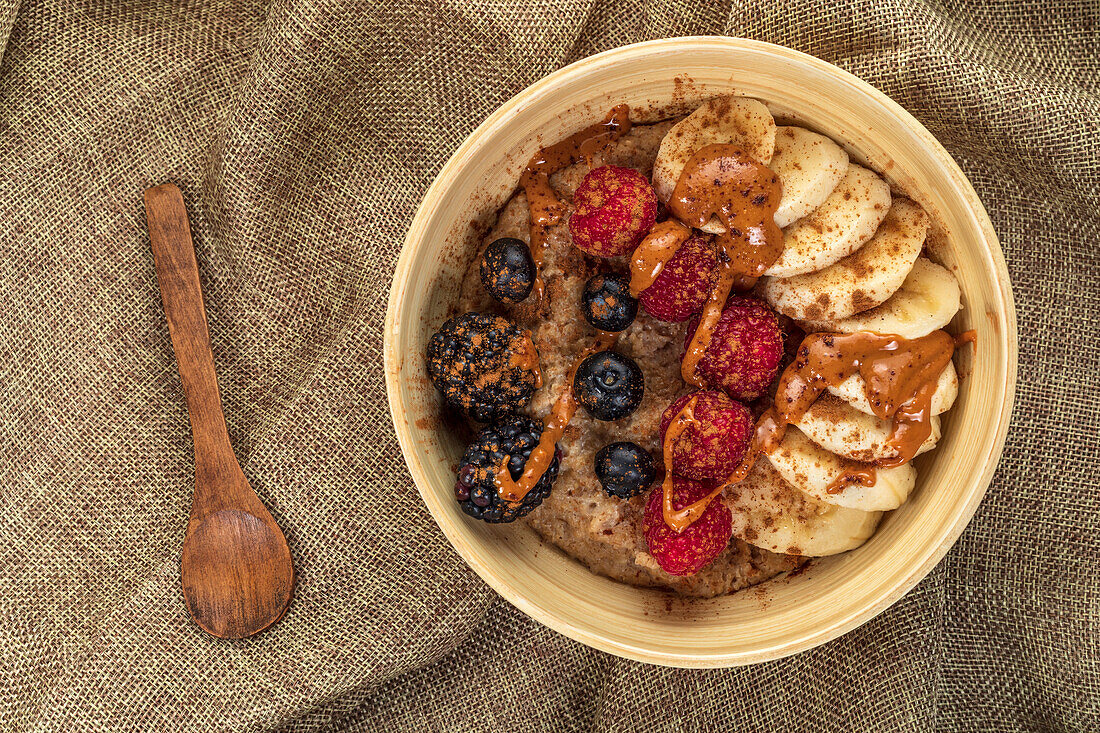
left=454, top=415, right=561, bottom=523
left=480, top=238, right=535, bottom=304
left=581, top=273, right=638, bottom=332
left=594, top=442, right=656, bottom=499
left=426, top=312, right=538, bottom=422
left=573, top=350, right=644, bottom=421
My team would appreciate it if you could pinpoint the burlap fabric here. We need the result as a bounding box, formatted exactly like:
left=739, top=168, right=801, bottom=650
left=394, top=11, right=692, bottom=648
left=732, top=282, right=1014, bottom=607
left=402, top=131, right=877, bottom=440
left=1, top=0, right=1097, bottom=730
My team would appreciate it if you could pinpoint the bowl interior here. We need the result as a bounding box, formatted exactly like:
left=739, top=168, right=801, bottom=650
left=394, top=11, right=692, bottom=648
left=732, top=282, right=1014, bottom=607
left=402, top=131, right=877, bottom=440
left=385, top=38, right=1016, bottom=667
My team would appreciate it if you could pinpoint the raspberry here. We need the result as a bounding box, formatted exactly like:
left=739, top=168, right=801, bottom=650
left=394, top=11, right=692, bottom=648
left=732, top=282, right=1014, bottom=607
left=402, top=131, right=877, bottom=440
left=569, top=165, right=658, bottom=258
left=638, top=235, right=717, bottom=322
left=684, top=296, right=783, bottom=401
left=659, top=391, right=753, bottom=481
left=643, top=477, right=733, bottom=576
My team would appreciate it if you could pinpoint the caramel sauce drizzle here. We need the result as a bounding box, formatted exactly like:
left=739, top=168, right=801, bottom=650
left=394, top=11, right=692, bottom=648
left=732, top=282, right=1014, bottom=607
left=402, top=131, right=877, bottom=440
left=662, top=330, right=962, bottom=531
left=519, top=105, right=633, bottom=304
left=666, top=145, right=783, bottom=387
left=668, top=144, right=784, bottom=279
left=627, top=220, right=692, bottom=296
left=493, top=330, right=617, bottom=503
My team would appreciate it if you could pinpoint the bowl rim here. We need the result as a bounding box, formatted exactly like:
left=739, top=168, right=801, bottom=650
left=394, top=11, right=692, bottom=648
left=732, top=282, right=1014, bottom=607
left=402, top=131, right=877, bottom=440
left=384, top=36, right=1018, bottom=667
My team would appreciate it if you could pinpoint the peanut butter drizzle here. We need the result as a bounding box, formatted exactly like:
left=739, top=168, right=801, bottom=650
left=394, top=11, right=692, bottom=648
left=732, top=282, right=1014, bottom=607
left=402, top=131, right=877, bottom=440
left=493, top=330, right=617, bottom=503
left=680, top=260, right=739, bottom=387
left=825, top=465, right=877, bottom=495
left=668, top=144, right=783, bottom=279
left=509, top=331, right=543, bottom=389
left=660, top=396, right=724, bottom=532
left=669, top=145, right=783, bottom=386
left=762, top=329, right=957, bottom=475
left=659, top=398, right=783, bottom=532
left=628, top=220, right=692, bottom=296
left=954, top=329, right=977, bottom=347
left=519, top=105, right=633, bottom=304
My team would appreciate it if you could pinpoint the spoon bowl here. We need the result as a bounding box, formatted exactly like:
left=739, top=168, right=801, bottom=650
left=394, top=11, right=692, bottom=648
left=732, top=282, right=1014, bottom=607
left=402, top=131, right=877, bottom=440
left=182, top=508, right=294, bottom=638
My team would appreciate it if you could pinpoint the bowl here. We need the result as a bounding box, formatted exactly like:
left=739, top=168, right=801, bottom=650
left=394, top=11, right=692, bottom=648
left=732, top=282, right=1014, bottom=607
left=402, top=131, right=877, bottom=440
left=384, top=37, right=1017, bottom=667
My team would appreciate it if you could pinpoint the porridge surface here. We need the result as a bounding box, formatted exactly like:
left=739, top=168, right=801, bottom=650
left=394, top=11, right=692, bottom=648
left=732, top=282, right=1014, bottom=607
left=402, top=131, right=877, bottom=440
left=457, top=120, right=801, bottom=597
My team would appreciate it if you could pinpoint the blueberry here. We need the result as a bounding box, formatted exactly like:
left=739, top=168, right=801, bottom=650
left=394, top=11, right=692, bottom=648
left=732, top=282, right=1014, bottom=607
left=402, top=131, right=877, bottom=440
left=573, top=350, right=644, bottom=421
left=480, top=237, right=535, bottom=303
left=582, top=273, right=638, bottom=332
left=595, top=442, right=657, bottom=499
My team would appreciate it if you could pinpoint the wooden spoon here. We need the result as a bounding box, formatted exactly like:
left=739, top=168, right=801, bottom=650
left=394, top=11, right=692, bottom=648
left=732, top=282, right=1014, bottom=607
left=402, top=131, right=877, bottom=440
left=145, top=183, right=294, bottom=638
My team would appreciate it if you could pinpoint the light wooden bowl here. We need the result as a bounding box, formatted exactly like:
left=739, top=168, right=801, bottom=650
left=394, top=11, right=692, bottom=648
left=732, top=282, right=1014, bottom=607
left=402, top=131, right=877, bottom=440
left=384, top=37, right=1016, bottom=667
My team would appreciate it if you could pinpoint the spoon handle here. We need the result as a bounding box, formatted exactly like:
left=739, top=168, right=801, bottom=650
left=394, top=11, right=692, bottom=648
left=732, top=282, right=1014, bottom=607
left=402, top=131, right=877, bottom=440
left=145, top=184, right=236, bottom=484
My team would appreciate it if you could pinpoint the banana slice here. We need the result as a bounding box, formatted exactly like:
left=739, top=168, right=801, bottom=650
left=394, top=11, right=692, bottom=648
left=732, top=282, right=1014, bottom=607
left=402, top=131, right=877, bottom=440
left=764, top=165, right=891, bottom=277
left=794, top=393, right=941, bottom=463
left=652, top=96, right=777, bottom=230
left=799, top=257, right=962, bottom=339
left=723, top=460, right=881, bottom=556
left=771, top=126, right=850, bottom=228
left=829, top=360, right=958, bottom=416
left=759, top=198, right=929, bottom=321
left=766, top=427, right=916, bottom=511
